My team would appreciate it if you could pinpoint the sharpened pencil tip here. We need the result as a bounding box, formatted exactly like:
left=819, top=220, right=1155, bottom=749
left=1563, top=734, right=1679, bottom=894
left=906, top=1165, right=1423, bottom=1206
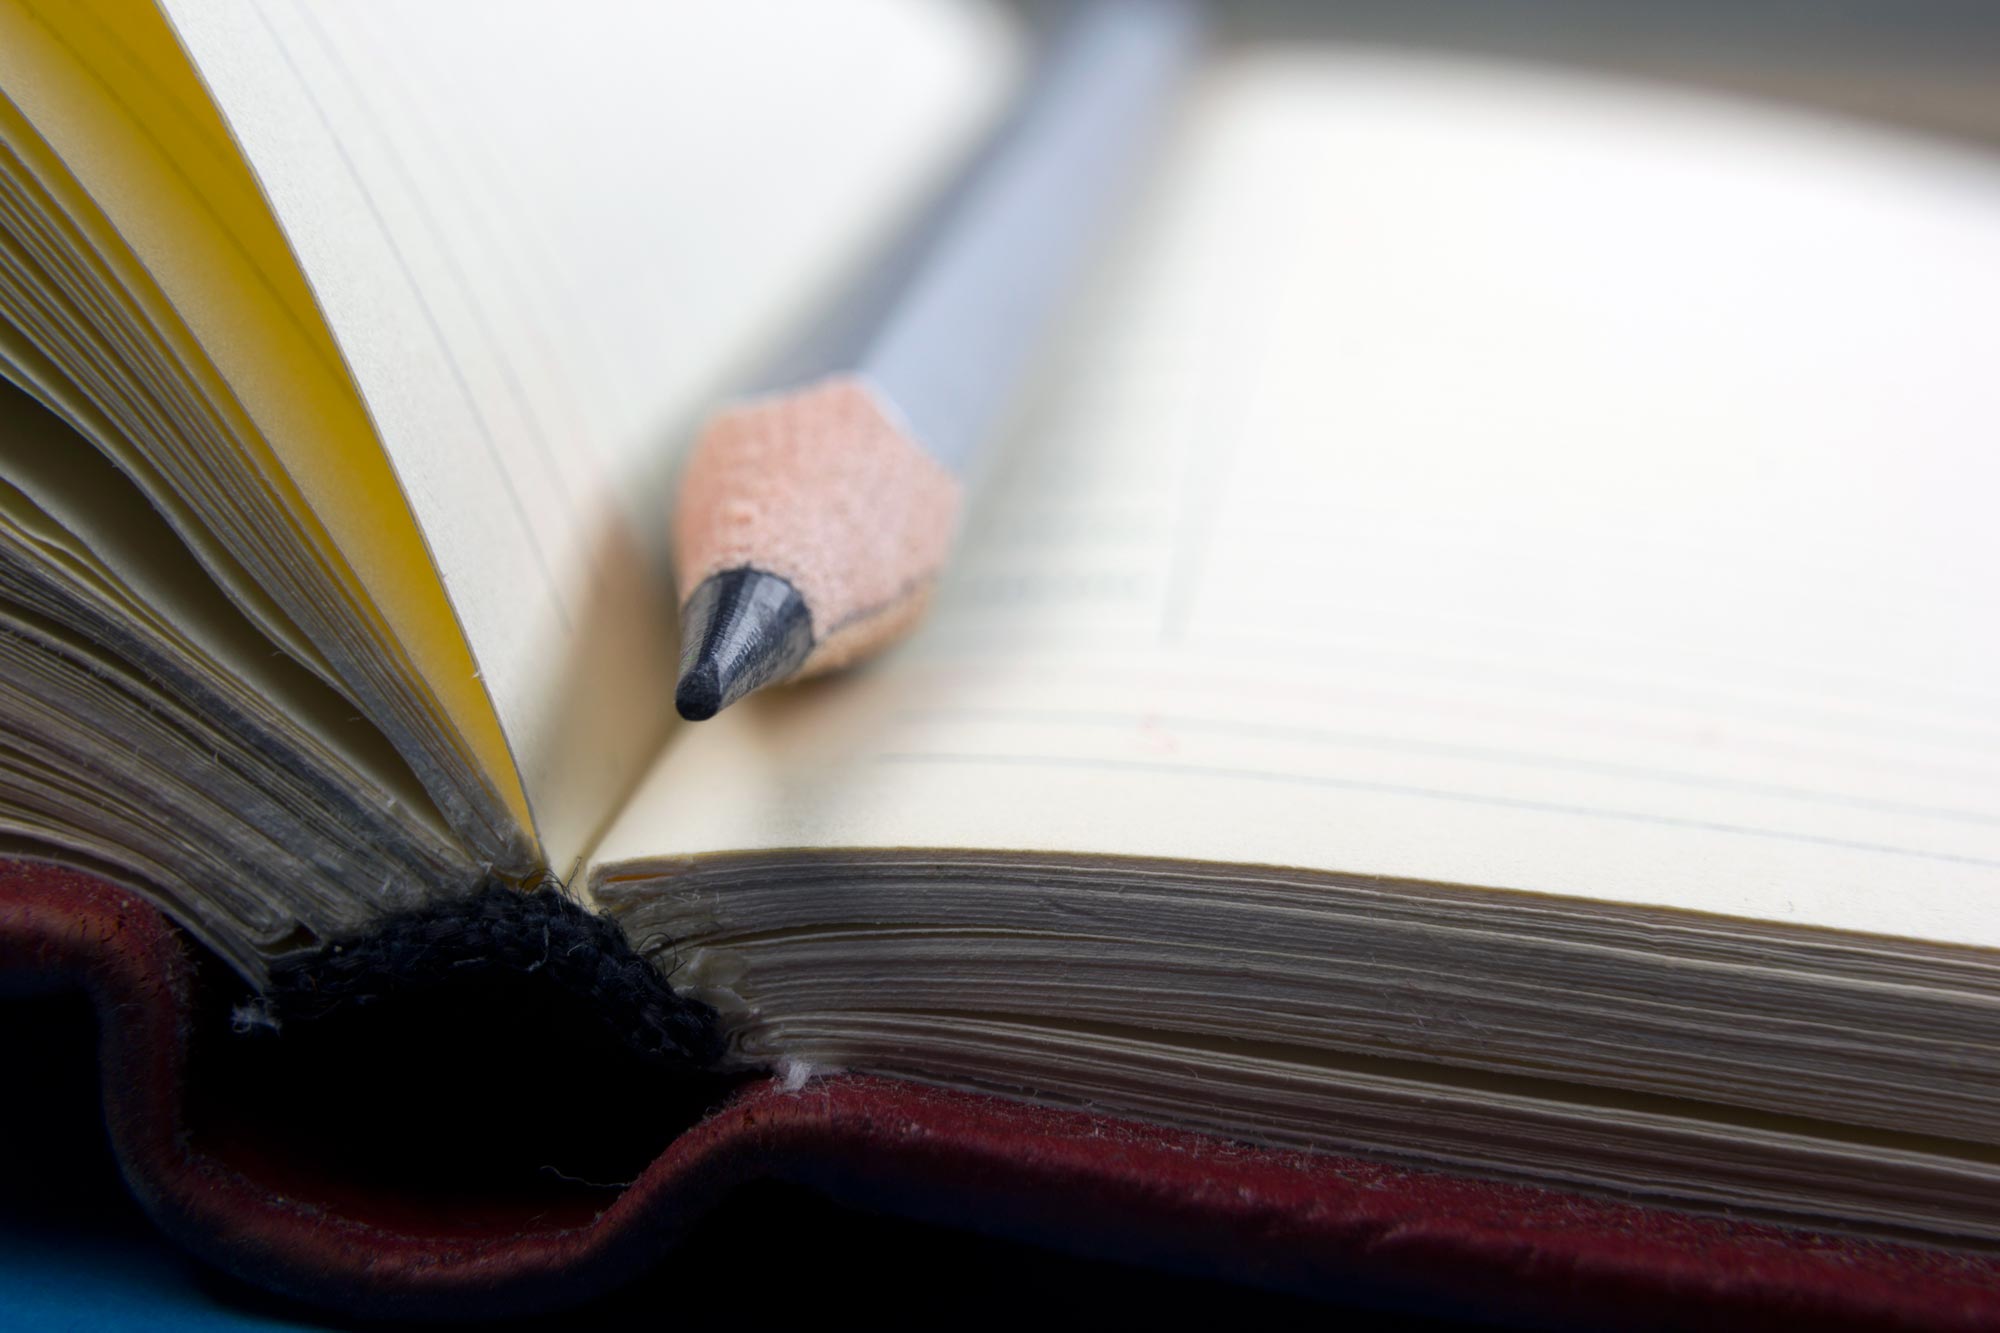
left=674, top=662, right=722, bottom=722
left=674, top=568, right=814, bottom=722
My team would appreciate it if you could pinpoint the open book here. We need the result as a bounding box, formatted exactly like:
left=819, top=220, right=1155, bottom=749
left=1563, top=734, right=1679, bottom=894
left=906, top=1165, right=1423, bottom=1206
left=4, top=0, right=1998, bottom=1243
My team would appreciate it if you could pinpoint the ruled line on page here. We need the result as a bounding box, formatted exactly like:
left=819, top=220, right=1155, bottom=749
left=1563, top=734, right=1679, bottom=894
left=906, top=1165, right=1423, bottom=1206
left=875, top=751, right=2000, bottom=871
left=292, top=0, right=610, bottom=596
left=890, top=705, right=2000, bottom=828
left=262, top=0, right=574, bottom=629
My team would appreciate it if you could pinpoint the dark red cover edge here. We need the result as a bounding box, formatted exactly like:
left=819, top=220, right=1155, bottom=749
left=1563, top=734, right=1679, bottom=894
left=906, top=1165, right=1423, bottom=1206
left=4, top=859, right=1997, bottom=1328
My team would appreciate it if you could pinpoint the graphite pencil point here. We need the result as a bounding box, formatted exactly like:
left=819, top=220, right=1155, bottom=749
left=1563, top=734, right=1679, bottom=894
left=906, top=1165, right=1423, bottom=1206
left=673, top=568, right=814, bottom=721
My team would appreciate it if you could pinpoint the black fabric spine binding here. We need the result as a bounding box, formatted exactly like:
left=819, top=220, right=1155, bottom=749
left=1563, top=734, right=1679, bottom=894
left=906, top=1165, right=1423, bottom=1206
left=255, top=878, right=727, bottom=1070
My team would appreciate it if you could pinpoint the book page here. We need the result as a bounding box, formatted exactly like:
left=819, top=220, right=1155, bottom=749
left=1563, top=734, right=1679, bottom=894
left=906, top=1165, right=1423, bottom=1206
left=158, top=0, right=1020, bottom=874
left=0, top=378, right=439, bottom=824
left=596, top=48, right=2000, bottom=949
left=0, top=0, right=539, bottom=860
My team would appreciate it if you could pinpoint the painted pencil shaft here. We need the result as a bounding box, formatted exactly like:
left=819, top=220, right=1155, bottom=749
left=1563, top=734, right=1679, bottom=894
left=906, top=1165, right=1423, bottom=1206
left=673, top=0, right=1203, bottom=721
left=762, top=0, right=1206, bottom=468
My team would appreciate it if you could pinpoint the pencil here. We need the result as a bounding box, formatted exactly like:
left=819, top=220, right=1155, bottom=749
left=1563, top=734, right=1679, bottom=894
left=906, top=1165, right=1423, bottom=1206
left=671, top=0, right=1204, bottom=722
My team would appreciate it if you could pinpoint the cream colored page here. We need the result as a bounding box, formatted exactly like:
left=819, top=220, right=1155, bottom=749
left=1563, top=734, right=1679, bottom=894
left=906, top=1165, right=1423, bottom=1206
left=0, top=380, right=439, bottom=821
left=597, top=49, right=2000, bottom=947
left=157, top=0, right=1018, bottom=874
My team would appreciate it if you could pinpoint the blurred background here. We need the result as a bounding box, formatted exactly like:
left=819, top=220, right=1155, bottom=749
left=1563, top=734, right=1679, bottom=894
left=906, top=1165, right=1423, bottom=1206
left=1187, top=0, right=2000, bottom=147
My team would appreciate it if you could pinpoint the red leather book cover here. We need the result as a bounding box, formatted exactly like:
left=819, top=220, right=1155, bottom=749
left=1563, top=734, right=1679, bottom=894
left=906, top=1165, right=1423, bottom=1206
left=4, top=858, right=1997, bottom=1329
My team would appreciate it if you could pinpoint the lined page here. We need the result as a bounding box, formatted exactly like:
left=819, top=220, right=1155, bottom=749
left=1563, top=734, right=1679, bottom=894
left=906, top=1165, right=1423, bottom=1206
left=597, top=49, right=2000, bottom=947
left=159, top=0, right=1019, bottom=872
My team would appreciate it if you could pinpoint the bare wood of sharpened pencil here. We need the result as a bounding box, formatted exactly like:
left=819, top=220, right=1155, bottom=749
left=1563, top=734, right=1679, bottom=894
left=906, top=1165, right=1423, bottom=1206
left=670, top=0, right=1205, bottom=722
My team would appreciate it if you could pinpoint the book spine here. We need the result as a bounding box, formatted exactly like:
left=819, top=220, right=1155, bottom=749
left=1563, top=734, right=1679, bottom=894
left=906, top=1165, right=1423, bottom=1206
left=249, top=879, right=727, bottom=1070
